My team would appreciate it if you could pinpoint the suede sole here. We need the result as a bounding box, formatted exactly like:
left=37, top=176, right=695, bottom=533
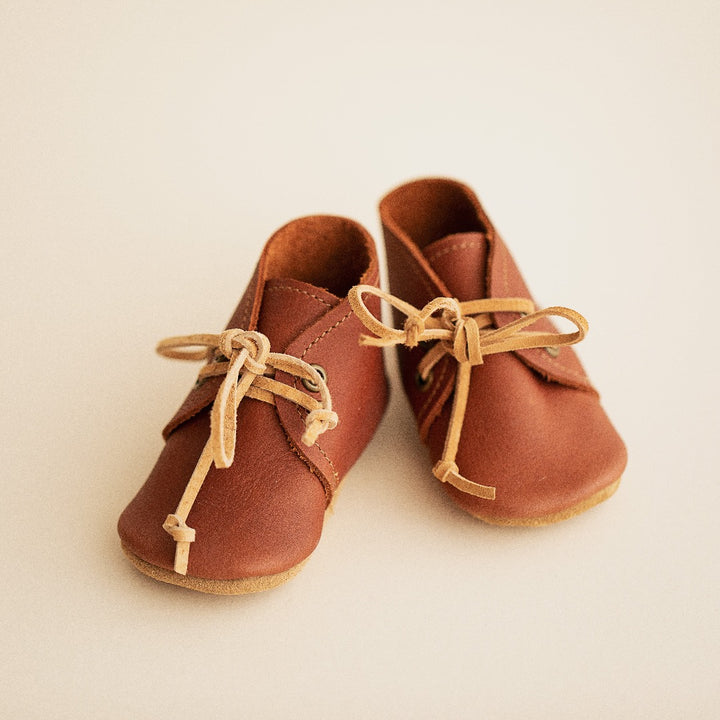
left=121, top=544, right=308, bottom=595
left=467, top=476, right=622, bottom=527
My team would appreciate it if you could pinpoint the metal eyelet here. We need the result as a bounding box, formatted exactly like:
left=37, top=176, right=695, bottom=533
left=194, top=377, right=207, bottom=389
left=545, top=346, right=560, bottom=358
left=414, top=369, right=433, bottom=392
left=302, top=364, right=327, bottom=393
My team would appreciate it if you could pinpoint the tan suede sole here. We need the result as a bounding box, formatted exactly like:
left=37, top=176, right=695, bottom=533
left=121, top=544, right=308, bottom=595
left=468, top=476, right=622, bottom=527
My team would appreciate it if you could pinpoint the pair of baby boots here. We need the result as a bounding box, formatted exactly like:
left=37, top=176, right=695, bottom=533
left=118, top=177, right=627, bottom=594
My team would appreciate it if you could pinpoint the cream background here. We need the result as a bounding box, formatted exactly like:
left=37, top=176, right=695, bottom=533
left=2, top=1, right=719, bottom=717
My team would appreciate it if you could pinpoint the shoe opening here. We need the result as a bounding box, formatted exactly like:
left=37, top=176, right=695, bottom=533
left=381, top=178, right=487, bottom=249
left=265, top=216, right=372, bottom=297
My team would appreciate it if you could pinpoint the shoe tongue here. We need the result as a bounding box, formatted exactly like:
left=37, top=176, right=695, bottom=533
left=422, top=232, right=488, bottom=301
left=256, top=277, right=340, bottom=351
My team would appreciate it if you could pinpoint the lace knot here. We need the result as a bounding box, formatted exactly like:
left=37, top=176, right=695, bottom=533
left=450, top=316, right=484, bottom=365
left=433, top=459, right=460, bottom=484
left=302, top=408, right=339, bottom=446
left=403, top=316, right=426, bottom=347
left=162, top=514, right=196, bottom=543
left=218, top=329, right=270, bottom=375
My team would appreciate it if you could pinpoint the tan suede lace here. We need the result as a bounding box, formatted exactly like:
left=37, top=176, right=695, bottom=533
left=156, top=329, right=338, bottom=575
left=349, top=285, right=588, bottom=500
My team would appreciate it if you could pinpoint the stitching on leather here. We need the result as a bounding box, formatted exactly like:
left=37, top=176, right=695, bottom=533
left=286, top=309, right=355, bottom=484
left=265, top=284, right=334, bottom=308
left=424, top=239, right=482, bottom=263
left=288, top=394, right=339, bottom=490
left=290, top=400, right=340, bottom=486
left=279, top=417, right=333, bottom=502
left=298, top=310, right=355, bottom=482
left=315, top=443, right=339, bottom=484
left=301, top=309, right=354, bottom=359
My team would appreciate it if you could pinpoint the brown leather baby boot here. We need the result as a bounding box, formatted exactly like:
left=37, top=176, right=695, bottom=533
left=349, top=178, right=626, bottom=525
left=118, top=216, right=388, bottom=593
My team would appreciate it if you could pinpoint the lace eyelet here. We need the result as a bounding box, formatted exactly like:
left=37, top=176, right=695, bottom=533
left=302, top=364, right=327, bottom=393
left=414, top=369, right=433, bottom=392
left=545, top=346, right=560, bottom=358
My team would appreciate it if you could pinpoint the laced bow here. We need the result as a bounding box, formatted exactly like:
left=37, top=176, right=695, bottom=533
left=156, top=329, right=338, bottom=575
left=348, top=285, right=588, bottom=500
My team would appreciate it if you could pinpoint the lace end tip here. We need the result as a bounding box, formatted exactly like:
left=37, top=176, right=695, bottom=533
left=457, top=477, right=496, bottom=500
left=433, top=462, right=496, bottom=500
left=302, top=411, right=338, bottom=447
left=300, top=431, right=318, bottom=447
left=478, top=486, right=497, bottom=501
left=173, top=543, right=190, bottom=576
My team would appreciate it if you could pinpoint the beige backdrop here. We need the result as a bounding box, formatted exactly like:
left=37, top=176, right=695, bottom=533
left=2, top=1, right=718, bottom=718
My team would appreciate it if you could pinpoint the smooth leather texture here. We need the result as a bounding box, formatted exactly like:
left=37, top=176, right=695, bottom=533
left=118, top=216, right=388, bottom=580
left=380, top=178, right=627, bottom=522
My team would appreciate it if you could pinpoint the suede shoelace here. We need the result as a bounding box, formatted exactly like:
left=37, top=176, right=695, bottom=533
left=156, top=329, right=338, bottom=575
left=349, top=285, right=588, bottom=500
